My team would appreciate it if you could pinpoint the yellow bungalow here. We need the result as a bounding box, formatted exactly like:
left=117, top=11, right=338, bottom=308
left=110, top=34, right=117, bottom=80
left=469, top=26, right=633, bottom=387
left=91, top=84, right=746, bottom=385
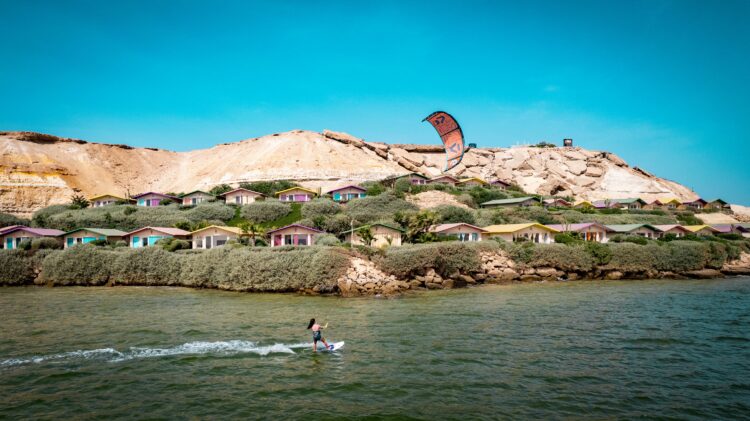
left=275, top=187, right=318, bottom=203
left=683, top=225, right=720, bottom=236
left=191, top=225, right=246, bottom=249
left=483, top=223, right=559, bottom=244
left=573, top=200, right=594, bottom=209
left=648, top=198, right=681, bottom=211
left=456, top=177, right=488, bottom=188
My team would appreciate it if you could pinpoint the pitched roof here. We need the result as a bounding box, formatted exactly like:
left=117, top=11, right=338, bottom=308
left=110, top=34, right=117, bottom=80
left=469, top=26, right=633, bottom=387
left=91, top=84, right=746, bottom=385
left=88, top=194, right=131, bottom=202
left=543, top=198, right=572, bottom=206
left=179, top=190, right=215, bottom=198
left=710, top=224, right=749, bottom=233
left=266, top=224, right=325, bottom=234
left=217, top=187, right=265, bottom=197
left=131, top=192, right=181, bottom=201
left=456, top=177, right=488, bottom=185
left=429, top=175, right=460, bottom=183
left=573, top=200, right=594, bottom=207
left=124, top=227, right=190, bottom=237
left=605, top=224, right=659, bottom=233
left=490, top=179, right=511, bottom=186
left=681, top=198, right=708, bottom=204
left=610, top=198, right=647, bottom=205
left=190, top=225, right=244, bottom=235
left=326, top=185, right=367, bottom=194
left=652, top=224, right=691, bottom=233
left=483, top=223, right=559, bottom=234
left=0, top=225, right=23, bottom=235
left=274, top=187, right=318, bottom=196
left=707, top=198, right=728, bottom=205
left=0, top=226, right=65, bottom=236
left=384, top=172, right=430, bottom=181
left=429, top=223, right=488, bottom=233
left=546, top=223, right=613, bottom=232
left=683, top=225, right=720, bottom=233
left=655, top=198, right=682, bottom=205
left=342, top=223, right=404, bottom=235
left=480, top=196, right=540, bottom=207
left=62, top=228, right=128, bottom=237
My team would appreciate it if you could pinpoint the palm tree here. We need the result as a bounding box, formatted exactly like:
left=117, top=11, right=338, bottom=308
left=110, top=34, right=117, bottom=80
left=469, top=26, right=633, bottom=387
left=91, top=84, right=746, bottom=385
left=239, top=221, right=266, bottom=246
left=356, top=226, right=375, bottom=246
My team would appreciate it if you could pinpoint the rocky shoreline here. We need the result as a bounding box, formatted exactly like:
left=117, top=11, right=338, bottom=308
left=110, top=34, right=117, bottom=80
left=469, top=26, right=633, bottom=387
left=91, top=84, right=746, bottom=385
left=333, top=251, right=750, bottom=297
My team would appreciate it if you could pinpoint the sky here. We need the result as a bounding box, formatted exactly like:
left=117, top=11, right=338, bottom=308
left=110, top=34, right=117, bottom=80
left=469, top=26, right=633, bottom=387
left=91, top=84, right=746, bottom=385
left=1, top=0, right=748, bottom=203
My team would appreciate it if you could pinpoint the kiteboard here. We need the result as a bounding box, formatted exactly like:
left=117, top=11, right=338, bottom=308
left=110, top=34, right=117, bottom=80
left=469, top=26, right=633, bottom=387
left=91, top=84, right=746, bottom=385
left=321, top=341, right=345, bottom=352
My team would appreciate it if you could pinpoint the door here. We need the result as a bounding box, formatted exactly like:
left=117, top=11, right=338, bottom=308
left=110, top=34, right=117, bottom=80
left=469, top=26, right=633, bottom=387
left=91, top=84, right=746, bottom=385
left=132, top=236, right=139, bottom=247
left=6, top=238, right=13, bottom=249
left=66, top=238, right=74, bottom=248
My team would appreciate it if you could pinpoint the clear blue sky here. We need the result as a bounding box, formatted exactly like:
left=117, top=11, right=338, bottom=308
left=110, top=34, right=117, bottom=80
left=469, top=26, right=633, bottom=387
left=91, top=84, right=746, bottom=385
left=1, top=0, right=748, bottom=203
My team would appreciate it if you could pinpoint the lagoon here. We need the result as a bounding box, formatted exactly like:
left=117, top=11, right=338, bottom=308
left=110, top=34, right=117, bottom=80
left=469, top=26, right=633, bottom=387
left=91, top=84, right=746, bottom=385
left=2, top=278, right=750, bottom=419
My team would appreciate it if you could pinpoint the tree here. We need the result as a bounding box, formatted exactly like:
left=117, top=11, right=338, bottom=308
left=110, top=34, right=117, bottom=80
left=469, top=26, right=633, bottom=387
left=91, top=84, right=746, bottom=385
left=209, top=184, right=233, bottom=196
left=356, top=226, right=375, bottom=246
left=69, top=194, right=90, bottom=209
left=239, top=221, right=266, bottom=246
left=397, top=210, right=439, bottom=243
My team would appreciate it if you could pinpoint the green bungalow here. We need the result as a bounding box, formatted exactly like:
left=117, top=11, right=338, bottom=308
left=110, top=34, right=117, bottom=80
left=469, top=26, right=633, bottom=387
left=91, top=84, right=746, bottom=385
left=61, top=228, right=128, bottom=248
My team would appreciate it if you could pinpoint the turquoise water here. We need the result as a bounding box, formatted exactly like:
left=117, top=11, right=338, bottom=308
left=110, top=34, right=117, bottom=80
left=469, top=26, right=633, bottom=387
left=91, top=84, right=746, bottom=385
left=1, top=278, right=750, bottom=420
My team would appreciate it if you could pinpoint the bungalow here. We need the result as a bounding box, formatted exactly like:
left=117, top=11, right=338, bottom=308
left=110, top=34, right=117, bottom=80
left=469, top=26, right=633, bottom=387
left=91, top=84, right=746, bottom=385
left=382, top=173, right=430, bottom=187
left=456, top=177, right=488, bottom=188
left=480, top=196, right=541, bottom=208
left=543, top=198, right=572, bottom=208
left=592, top=200, right=623, bottom=209
left=606, top=224, right=660, bottom=239
left=342, top=223, right=403, bottom=247
left=483, top=223, right=558, bottom=244
left=679, top=198, right=708, bottom=211
left=610, top=198, right=647, bottom=210
left=219, top=188, right=265, bottom=205
left=489, top=179, right=511, bottom=190
left=125, top=227, right=190, bottom=248
left=428, top=175, right=460, bottom=186
left=89, top=194, right=134, bottom=207
left=268, top=224, right=324, bottom=247
left=191, top=226, right=245, bottom=249
left=710, top=224, right=750, bottom=236
left=62, top=228, right=127, bottom=248
left=547, top=223, right=613, bottom=243
left=327, top=185, right=367, bottom=202
left=133, top=192, right=181, bottom=207
left=652, top=224, right=692, bottom=238
left=573, top=200, right=595, bottom=210
left=275, top=187, right=318, bottom=203
left=645, top=198, right=681, bottom=211
left=0, top=226, right=64, bottom=249
left=180, top=190, right=215, bottom=206
left=428, top=223, right=487, bottom=242
left=706, top=199, right=730, bottom=212
left=740, top=224, right=750, bottom=238
left=683, top=225, right=720, bottom=236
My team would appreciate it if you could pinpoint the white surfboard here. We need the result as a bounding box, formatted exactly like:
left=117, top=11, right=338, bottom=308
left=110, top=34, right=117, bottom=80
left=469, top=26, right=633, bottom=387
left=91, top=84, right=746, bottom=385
left=323, top=341, right=345, bottom=352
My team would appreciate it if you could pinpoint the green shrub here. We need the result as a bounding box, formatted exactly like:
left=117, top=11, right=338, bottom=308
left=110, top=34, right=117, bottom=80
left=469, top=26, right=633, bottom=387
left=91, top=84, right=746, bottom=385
left=111, top=247, right=184, bottom=285
left=31, top=204, right=70, bottom=227
left=301, top=199, right=342, bottom=220
left=208, top=184, right=233, bottom=196
left=611, top=235, right=649, bottom=245
left=0, top=250, right=51, bottom=285
left=378, top=242, right=483, bottom=278
left=433, top=205, right=476, bottom=224
left=585, top=242, right=612, bottom=265
left=528, top=244, right=594, bottom=271
left=239, top=180, right=298, bottom=196
left=40, top=245, right=117, bottom=286
left=361, top=181, right=386, bottom=196
left=315, top=234, right=341, bottom=246
left=705, top=242, right=728, bottom=269
left=554, top=233, right=581, bottom=245
left=123, top=206, right=138, bottom=215
left=0, top=212, right=28, bottom=228
left=344, top=192, right=418, bottom=224
left=654, top=242, right=709, bottom=272
left=603, top=243, right=657, bottom=272
left=468, top=187, right=507, bottom=207
left=675, top=212, right=703, bottom=226
left=240, top=200, right=292, bottom=224
left=507, top=242, right=535, bottom=263
left=717, top=233, right=743, bottom=241
left=155, top=237, right=191, bottom=252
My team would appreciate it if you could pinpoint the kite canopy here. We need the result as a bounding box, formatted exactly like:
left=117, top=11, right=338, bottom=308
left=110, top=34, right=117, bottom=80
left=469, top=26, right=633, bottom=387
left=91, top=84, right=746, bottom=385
left=423, top=111, right=465, bottom=172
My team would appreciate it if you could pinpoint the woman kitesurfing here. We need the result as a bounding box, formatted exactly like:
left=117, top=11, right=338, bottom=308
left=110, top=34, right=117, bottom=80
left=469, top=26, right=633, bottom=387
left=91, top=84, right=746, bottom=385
left=307, top=318, right=334, bottom=352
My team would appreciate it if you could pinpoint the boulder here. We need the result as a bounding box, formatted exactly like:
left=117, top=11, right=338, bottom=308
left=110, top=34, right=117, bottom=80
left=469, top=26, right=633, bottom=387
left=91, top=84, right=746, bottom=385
left=585, top=166, right=604, bottom=177
left=409, top=279, right=423, bottom=289
left=566, top=160, right=588, bottom=175
left=520, top=274, right=541, bottom=282
left=442, top=279, right=455, bottom=289
left=605, top=153, right=628, bottom=167
left=535, top=267, right=561, bottom=278
left=425, top=282, right=444, bottom=290
left=604, top=271, right=623, bottom=280
left=322, top=130, right=365, bottom=148
left=683, top=269, right=723, bottom=279
left=458, top=274, right=476, bottom=284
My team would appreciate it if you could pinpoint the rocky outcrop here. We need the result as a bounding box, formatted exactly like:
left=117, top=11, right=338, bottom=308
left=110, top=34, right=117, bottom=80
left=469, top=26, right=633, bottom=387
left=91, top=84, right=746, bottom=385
left=722, top=253, right=750, bottom=276
left=1, top=129, right=703, bottom=217
left=337, top=258, right=411, bottom=297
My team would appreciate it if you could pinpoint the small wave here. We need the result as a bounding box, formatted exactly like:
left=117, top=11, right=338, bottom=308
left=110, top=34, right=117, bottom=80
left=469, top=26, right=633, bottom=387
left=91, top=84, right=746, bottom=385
left=1, top=340, right=313, bottom=368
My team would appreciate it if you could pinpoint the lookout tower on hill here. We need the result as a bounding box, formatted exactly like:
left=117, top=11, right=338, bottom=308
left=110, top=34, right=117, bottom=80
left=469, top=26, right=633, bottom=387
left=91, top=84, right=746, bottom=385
left=563, top=138, right=573, bottom=147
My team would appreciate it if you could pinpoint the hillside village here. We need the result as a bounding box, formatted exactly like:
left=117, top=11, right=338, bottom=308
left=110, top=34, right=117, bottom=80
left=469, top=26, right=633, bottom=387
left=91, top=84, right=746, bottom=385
left=1, top=171, right=748, bottom=250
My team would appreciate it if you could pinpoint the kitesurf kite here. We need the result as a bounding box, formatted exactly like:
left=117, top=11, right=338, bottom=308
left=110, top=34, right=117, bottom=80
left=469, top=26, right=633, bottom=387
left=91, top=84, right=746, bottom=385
left=422, top=111, right=465, bottom=172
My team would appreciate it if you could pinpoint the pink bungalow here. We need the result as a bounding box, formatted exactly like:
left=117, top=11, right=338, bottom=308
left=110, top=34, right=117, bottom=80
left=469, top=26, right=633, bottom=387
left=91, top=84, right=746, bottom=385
left=327, top=185, right=367, bottom=202
left=429, top=175, right=460, bottom=186
left=429, top=223, right=487, bottom=242
left=0, top=226, right=64, bottom=250
left=268, top=224, right=324, bottom=247
left=275, top=187, right=318, bottom=203
left=133, top=192, right=181, bottom=207
left=653, top=224, right=692, bottom=238
left=219, top=188, right=265, bottom=205
left=180, top=190, right=215, bottom=206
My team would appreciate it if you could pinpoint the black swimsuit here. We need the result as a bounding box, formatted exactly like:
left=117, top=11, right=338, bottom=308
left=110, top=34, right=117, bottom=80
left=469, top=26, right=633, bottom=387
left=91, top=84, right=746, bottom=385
left=313, top=330, right=322, bottom=341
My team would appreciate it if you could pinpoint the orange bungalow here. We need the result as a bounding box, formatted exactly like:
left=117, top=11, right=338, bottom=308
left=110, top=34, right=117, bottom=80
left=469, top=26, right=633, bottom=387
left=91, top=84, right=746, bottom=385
left=219, top=188, right=265, bottom=205
left=275, top=187, right=318, bottom=203
left=268, top=224, right=324, bottom=247
left=429, top=223, right=487, bottom=242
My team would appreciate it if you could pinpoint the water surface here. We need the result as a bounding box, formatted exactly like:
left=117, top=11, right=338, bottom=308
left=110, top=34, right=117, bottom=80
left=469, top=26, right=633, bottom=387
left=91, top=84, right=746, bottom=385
left=2, top=278, right=750, bottom=419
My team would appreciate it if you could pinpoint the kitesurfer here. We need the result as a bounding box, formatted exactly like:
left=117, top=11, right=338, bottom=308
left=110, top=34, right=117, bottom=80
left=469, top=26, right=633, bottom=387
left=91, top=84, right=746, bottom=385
left=307, top=318, right=333, bottom=352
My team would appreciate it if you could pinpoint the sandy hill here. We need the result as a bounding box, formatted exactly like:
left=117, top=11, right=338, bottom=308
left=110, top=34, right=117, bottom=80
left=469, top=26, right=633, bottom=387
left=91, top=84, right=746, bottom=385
left=1, top=129, right=699, bottom=217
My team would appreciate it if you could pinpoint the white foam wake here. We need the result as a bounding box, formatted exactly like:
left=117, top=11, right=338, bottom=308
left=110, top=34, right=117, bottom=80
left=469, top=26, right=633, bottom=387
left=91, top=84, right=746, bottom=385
left=1, top=340, right=314, bottom=368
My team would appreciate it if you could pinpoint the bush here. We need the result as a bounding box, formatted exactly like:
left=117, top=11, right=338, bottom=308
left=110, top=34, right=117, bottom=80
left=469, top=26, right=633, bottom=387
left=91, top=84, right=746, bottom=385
left=362, top=181, right=386, bottom=196
left=0, top=250, right=51, bottom=285
left=155, top=237, right=191, bottom=252
left=528, top=244, right=594, bottom=271
left=241, top=200, right=291, bottom=224
left=29, top=238, right=62, bottom=250
left=507, top=242, right=535, bottom=263
left=31, top=204, right=71, bottom=227
left=675, top=212, right=703, bottom=226
left=301, top=199, right=342, bottom=220
left=554, top=233, right=581, bottom=245
left=433, top=205, right=476, bottom=224
left=239, top=180, right=298, bottom=197
left=111, top=247, right=184, bottom=285
left=40, top=245, right=117, bottom=286
left=603, top=243, right=657, bottom=272
left=610, top=235, right=649, bottom=245
left=315, top=234, right=341, bottom=246
left=585, top=242, right=612, bottom=265
left=0, top=212, right=29, bottom=228
left=208, top=184, right=233, bottom=196
left=344, top=192, right=418, bottom=224
left=378, top=242, right=484, bottom=278
left=468, top=187, right=507, bottom=207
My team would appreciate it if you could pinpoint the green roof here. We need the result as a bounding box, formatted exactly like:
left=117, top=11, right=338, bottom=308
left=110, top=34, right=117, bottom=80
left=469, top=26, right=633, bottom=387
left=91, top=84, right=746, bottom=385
left=610, top=198, right=646, bottom=204
left=341, top=223, right=404, bottom=235
left=605, top=224, right=658, bottom=233
left=62, top=228, right=128, bottom=237
left=480, top=196, right=540, bottom=206
left=179, top=190, right=215, bottom=198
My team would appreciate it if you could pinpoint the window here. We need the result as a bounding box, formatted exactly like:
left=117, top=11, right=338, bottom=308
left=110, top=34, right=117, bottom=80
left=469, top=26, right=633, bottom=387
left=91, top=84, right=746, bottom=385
left=298, top=236, right=308, bottom=246
left=235, top=196, right=242, bottom=204
left=191, top=198, right=198, bottom=205
left=284, top=234, right=293, bottom=245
